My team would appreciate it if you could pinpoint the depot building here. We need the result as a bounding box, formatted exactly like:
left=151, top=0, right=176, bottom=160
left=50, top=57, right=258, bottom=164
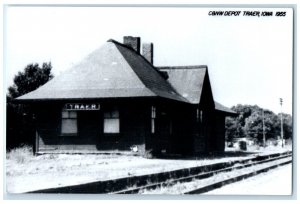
left=16, top=36, right=237, bottom=156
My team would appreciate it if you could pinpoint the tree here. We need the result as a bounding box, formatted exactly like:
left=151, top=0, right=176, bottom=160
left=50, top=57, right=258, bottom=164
left=282, top=113, right=292, bottom=140
left=6, top=62, right=53, bottom=149
left=225, top=104, right=255, bottom=143
left=225, top=116, right=245, bottom=143
left=225, top=104, right=292, bottom=146
left=7, top=62, right=53, bottom=99
left=225, top=117, right=237, bottom=143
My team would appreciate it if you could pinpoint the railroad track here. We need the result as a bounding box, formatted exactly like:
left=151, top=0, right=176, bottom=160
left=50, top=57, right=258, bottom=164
left=28, top=151, right=292, bottom=194
left=113, top=151, right=292, bottom=194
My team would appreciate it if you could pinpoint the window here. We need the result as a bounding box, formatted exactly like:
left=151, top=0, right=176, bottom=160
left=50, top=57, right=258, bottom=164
left=61, top=111, right=78, bottom=135
left=196, top=108, right=203, bottom=123
left=151, top=106, right=156, bottom=134
left=104, top=108, right=120, bottom=133
left=200, top=110, right=203, bottom=123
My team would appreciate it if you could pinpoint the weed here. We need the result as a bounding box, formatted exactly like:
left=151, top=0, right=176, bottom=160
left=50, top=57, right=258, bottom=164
left=7, top=145, right=33, bottom=164
left=49, top=154, right=58, bottom=160
left=143, top=149, right=153, bottom=159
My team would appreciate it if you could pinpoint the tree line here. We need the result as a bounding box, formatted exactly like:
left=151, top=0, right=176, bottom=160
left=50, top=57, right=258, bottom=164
left=225, top=104, right=292, bottom=145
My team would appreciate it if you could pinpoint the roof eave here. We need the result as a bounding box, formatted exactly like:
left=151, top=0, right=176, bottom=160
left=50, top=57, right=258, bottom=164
left=215, top=109, right=239, bottom=116
left=14, top=95, right=167, bottom=103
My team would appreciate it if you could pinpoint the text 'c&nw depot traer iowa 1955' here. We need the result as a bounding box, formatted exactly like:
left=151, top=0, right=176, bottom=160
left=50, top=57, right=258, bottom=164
left=208, top=10, right=285, bottom=17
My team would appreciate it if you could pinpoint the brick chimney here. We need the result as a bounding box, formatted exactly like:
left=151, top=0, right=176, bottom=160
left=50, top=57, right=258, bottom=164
left=123, top=36, right=141, bottom=53
left=142, top=43, right=153, bottom=64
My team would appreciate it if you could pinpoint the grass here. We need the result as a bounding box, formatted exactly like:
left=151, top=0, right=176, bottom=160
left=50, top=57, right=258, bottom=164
left=5, top=144, right=292, bottom=193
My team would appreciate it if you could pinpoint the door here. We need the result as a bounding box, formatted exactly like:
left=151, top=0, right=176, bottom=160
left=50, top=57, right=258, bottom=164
left=156, top=111, right=172, bottom=153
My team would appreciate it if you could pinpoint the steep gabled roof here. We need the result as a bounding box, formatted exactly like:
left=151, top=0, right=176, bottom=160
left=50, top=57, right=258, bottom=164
left=157, top=66, right=207, bottom=104
left=16, top=40, right=187, bottom=103
left=158, top=66, right=236, bottom=115
left=113, top=41, right=188, bottom=102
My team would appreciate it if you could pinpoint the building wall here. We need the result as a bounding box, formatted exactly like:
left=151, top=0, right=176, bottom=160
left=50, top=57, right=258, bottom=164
left=36, top=103, right=100, bottom=152
left=214, top=113, right=226, bottom=152
left=145, top=101, right=196, bottom=155
left=170, top=105, right=195, bottom=155
left=35, top=100, right=150, bottom=153
left=207, top=112, right=226, bottom=152
left=194, top=109, right=212, bottom=153
left=33, top=99, right=226, bottom=155
left=193, top=69, right=217, bottom=154
left=98, top=102, right=149, bottom=152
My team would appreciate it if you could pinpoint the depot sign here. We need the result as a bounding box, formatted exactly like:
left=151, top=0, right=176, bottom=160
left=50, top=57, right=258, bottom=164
left=64, top=103, right=100, bottom=111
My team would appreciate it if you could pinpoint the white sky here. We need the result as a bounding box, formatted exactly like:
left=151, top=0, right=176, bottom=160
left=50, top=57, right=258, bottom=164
left=4, top=6, right=293, bottom=114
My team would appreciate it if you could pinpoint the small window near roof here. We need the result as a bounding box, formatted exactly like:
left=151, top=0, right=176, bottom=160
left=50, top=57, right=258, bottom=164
left=104, top=107, right=120, bottom=133
left=61, top=110, right=78, bottom=135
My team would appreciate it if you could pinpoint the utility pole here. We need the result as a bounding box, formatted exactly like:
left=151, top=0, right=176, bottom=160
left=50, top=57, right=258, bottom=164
left=280, top=98, right=284, bottom=147
left=262, top=109, right=266, bottom=147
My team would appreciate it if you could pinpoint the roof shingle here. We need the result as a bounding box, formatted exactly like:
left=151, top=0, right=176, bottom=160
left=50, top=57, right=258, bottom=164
left=158, top=66, right=236, bottom=115
left=17, top=40, right=186, bottom=102
left=16, top=38, right=236, bottom=115
left=157, top=66, right=207, bottom=104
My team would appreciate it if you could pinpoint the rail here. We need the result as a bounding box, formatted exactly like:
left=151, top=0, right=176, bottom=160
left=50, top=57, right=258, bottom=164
left=115, top=151, right=292, bottom=194
left=27, top=151, right=292, bottom=194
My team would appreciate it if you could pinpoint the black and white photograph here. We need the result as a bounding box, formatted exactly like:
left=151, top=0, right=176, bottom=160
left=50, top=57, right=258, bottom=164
left=3, top=3, right=295, bottom=199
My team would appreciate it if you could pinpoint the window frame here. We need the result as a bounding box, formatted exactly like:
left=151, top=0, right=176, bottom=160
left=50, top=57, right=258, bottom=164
left=61, top=110, right=78, bottom=136
left=103, top=107, right=120, bottom=134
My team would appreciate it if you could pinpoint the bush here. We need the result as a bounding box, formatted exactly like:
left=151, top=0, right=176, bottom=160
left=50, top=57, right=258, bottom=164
left=6, top=145, right=33, bottom=164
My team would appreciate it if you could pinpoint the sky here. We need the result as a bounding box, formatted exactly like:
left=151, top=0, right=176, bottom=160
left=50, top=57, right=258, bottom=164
left=4, top=6, right=293, bottom=114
